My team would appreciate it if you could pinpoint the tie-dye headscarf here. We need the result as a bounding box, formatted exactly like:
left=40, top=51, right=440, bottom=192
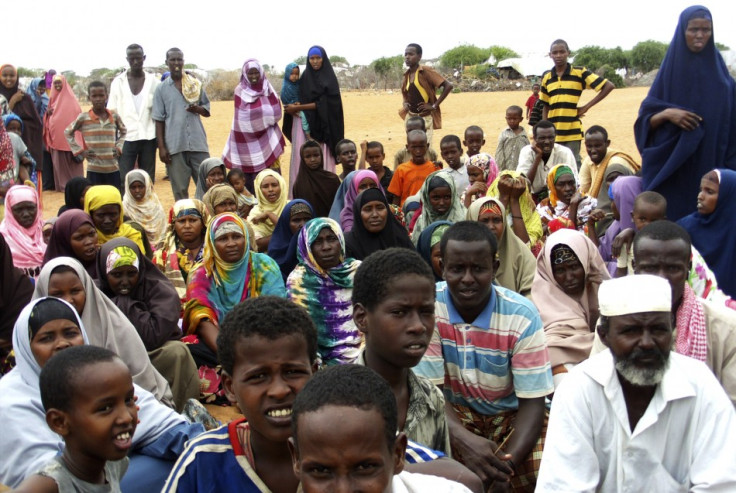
left=468, top=152, right=499, bottom=185
left=286, top=218, right=361, bottom=366
left=183, top=212, right=285, bottom=333
left=105, top=245, right=139, bottom=274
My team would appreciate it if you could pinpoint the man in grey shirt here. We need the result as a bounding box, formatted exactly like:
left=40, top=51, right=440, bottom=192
left=153, top=47, right=210, bottom=200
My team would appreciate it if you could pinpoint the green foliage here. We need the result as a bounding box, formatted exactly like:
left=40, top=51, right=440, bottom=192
left=16, top=67, right=44, bottom=78
left=630, top=40, right=669, bottom=72
left=488, top=46, right=519, bottom=64
left=597, top=64, right=625, bottom=88
left=330, top=55, right=349, bottom=65
left=573, top=46, right=630, bottom=71
left=61, top=70, right=78, bottom=87
left=371, top=55, right=404, bottom=89
left=473, top=64, right=494, bottom=80
left=294, top=56, right=307, bottom=65
left=183, top=63, right=198, bottom=69
left=440, top=45, right=519, bottom=70
left=440, top=45, right=490, bottom=69
left=716, top=42, right=730, bottom=52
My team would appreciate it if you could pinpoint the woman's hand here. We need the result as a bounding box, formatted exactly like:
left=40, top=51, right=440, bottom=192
left=9, top=90, right=24, bottom=109
left=467, top=181, right=488, bottom=197
left=250, top=213, right=269, bottom=224
left=665, top=108, right=702, bottom=131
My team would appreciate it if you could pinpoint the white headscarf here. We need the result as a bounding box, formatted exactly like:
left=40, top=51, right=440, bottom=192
left=0, top=297, right=186, bottom=488
left=32, top=257, right=174, bottom=406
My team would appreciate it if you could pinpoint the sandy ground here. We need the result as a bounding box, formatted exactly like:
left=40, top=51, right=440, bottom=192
left=40, top=87, right=648, bottom=217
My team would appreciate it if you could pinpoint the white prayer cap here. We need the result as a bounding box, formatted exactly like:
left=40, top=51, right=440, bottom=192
left=598, top=275, right=671, bottom=317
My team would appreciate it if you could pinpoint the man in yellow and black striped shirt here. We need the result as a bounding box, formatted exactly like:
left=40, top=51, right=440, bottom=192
left=540, top=39, right=614, bottom=169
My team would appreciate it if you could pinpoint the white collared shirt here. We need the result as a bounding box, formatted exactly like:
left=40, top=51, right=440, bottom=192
left=516, top=143, right=577, bottom=193
left=107, top=70, right=160, bottom=141
left=537, top=350, right=736, bottom=492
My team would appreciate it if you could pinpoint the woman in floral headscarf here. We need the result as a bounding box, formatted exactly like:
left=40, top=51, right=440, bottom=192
left=287, top=217, right=361, bottom=366
left=222, top=59, right=285, bottom=192
left=182, top=213, right=285, bottom=402
left=152, top=199, right=209, bottom=306
left=536, top=164, right=596, bottom=233
left=184, top=213, right=285, bottom=353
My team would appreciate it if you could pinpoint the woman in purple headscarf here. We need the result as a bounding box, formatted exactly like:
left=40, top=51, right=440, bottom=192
left=634, top=6, right=736, bottom=221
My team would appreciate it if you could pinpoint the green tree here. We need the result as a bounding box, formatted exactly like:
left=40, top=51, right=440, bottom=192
left=572, top=46, right=608, bottom=70
left=330, top=55, right=349, bottom=65
left=716, top=42, right=730, bottom=51
left=572, top=46, right=630, bottom=71
left=488, top=46, right=519, bottom=64
left=630, top=40, right=669, bottom=72
left=183, top=63, right=198, bottom=69
left=371, top=55, right=403, bottom=89
left=440, top=45, right=490, bottom=70
left=294, top=56, right=307, bottom=65
left=61, top=70, right=78, bottom=87
left=16, top=67, right=44, bottom=78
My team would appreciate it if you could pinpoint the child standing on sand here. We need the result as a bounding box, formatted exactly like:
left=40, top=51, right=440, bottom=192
left=495, top=105, right=530, bottom=172
left=281, top=62, right=311, bottom=196
left=525, top=83, right=540, bottom=121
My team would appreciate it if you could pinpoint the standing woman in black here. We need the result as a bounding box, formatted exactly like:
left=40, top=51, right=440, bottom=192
left=284, top=46, right=344, bottom=173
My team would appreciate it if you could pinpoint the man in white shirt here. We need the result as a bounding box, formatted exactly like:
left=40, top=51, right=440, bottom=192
left=537, top=275, right=736, bottom=492
left=516, top=120, right=576, bottom=202
left=107, top=44, right=160, bottom=183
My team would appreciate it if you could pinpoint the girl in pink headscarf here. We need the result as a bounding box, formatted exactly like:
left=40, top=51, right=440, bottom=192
left=0, top=185, right=45, bottom=277
left=43, top=75, right=84, bottom=191
left=222, top=59, right=285, bottom=193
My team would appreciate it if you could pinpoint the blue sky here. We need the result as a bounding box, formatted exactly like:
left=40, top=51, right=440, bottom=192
left=7, top=0, right=735, bottom=75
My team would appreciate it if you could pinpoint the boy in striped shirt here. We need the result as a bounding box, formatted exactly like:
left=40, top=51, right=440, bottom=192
left=415, top=221, right=553, bottom=492
left=540, top=39, right=614, bottom=170
left=65, top=81, right=126, bottom=190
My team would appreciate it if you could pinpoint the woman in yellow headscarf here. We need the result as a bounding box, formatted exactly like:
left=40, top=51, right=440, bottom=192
left=84, top=185, right=146, bottom=254
left=247, top=169, right=288, bottom=251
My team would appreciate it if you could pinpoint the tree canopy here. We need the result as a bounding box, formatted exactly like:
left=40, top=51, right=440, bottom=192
left=630, top=40, right=669, bottom=72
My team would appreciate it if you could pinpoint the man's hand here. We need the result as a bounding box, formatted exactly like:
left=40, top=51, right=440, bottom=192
left=451, top=428, right=513, bottom=489
left=159, top=147, right=171, bottom=165
left=186, top=104, right=206, bottom=116
left=612, top=228, right=636, bottom=258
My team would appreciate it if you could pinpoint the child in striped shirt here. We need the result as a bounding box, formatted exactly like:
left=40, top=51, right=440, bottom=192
left=66, top=81, right=127, bottom=190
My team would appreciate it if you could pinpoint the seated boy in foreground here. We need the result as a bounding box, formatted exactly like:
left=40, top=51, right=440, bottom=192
left=14, top=346, right=137, bottom=493
left=162, top=296, right=319, bottom=493
left=415, top=221, right=553, bottom=492
left=352, top=248, right=453, bottom=455
left=289, top=364, right=473, bottom=493
left=164, top=296, right=478, bottom=492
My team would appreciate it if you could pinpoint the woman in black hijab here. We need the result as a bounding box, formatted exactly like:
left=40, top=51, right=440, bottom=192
left=344, top=188, right=414, bottom=260
left=283, top=46, right=344, bottom=172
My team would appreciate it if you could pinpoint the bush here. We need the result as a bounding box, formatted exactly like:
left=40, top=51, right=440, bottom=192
left=440, top=45, right=490, bottom=70
left=205, top=69, right=240, bottom=101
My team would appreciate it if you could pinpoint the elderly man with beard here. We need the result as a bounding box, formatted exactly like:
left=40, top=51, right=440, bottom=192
left=516, top=120, right=577, bottom=203
left=537, top=274, right=736, bottom=492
